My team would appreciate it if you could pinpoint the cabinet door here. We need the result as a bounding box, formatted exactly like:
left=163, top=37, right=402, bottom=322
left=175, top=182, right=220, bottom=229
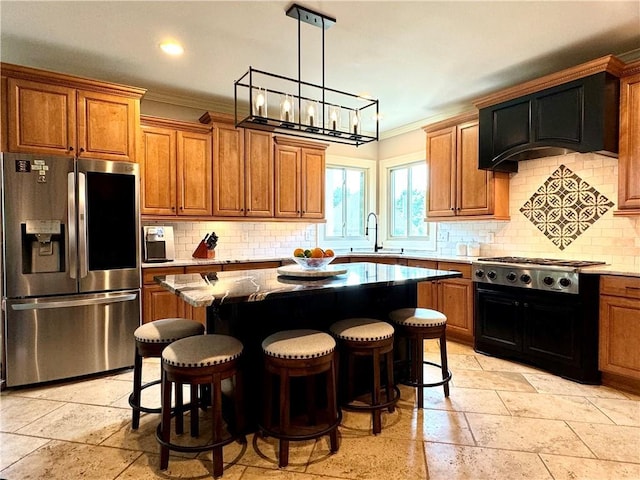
left=275, top=144, right=301, bottom=218
left=212, top=123, right=245, bottom=216
left=300, top=147, right=325, bottom=219
left=245, top=129, right=274, bottom=217
left=177, top=131, right=212, bottom=216
left=618, top=72, right=640, bottom=211
left=7, top=78, right=76, bottom=155
left=457, top=121, right=493, bottom=216
left=142, top=284, right=185, bottom=323
left=77, top=89, right=137, bottom=162
left=140, top=126, right=177, bottom=215
left=426, top=126, right=456, bottom=217
left=599, top=295, right=640, bottom=378
left=438, top=278, right=474, bottom=340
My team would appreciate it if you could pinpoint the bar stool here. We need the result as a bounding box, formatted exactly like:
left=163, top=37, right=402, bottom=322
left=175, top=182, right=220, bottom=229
left=157, top=334, right=245, bottom=479
left=130, top=318, right=205, bottom=429
left=389, top=308, right=451, bottom=408
left=329, top=318, right=400, bottom=434
left=259, top=329, right=341, bottom=468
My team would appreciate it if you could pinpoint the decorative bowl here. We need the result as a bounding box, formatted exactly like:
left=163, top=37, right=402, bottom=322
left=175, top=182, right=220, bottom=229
left=291, top=256, right=335, bottom=270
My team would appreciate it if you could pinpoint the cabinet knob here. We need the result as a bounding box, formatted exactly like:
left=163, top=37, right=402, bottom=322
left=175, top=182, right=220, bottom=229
left=79, top=148, right=85, bottom=154
left=514, top=301, right=520, bottom=307
left=69, top=146, right=74, bottom=152
left=451, top=207, right=455, bottom=211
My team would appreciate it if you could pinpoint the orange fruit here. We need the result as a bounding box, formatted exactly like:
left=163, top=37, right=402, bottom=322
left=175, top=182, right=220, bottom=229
left=293, top=248, right=304, bottom=257
left=324, top=249, right=335, bottom=257
left=311, top=247, right=324, bottom=258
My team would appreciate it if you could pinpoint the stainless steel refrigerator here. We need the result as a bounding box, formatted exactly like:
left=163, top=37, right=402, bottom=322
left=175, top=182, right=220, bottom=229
left=1, top=152, right=141, bottom=387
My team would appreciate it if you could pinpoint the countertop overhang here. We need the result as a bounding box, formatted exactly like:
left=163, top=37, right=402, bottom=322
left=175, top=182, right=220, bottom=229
left=155, top=262, right=463, bottom=308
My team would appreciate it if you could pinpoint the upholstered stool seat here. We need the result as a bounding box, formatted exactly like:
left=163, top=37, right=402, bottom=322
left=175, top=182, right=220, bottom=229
left=260, top=329, right=340, bottom=468
left=389, top=308, right=451, bottom=408
left=330, top=318, right=399, bottom=434
left=157, top=334, right=245, bottom=479
left=129, top=318, right=205, bottom=429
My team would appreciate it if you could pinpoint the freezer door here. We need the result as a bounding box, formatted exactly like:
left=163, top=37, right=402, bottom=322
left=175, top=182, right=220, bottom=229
left=4, top=290, right=140, bottom=387
left=1, top=153, right=77, bottom=297
left=77, top=158, right=140, bottom=292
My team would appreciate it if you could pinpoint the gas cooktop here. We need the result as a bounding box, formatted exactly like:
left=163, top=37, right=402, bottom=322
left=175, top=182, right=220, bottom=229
left=476, top=257, right=606, bottom=268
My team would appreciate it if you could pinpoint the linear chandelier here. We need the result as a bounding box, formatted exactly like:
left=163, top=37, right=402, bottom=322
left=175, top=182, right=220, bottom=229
left=234, top=3, right=379, bottom=147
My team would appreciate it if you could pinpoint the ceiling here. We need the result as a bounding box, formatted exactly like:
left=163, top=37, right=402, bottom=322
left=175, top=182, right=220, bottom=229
left=1, top=1, right=639, bottom=137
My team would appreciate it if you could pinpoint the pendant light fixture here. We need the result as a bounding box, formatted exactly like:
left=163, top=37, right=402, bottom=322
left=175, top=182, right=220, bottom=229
left=234, top=3, right=379, bottom=147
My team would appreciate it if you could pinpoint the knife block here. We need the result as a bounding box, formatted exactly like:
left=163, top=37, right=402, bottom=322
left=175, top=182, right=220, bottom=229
left=192, top=241, right=215, bottom=259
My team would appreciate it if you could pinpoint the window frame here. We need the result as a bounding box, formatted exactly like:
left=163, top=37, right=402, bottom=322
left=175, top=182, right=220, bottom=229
left=379, top=152, right=436, bottom=251
left=319, top=155, right=377, bottom=250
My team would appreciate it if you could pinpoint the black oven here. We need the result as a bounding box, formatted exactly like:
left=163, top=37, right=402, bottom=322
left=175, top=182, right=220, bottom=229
left=472, top=257, right=603, bottom=384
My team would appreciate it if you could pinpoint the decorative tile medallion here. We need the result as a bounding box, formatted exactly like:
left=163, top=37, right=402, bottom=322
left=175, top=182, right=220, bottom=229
left=520, top=165, right=614, bottom=250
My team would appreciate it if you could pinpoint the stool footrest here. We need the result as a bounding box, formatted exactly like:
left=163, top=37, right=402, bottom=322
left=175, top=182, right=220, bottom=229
left=399, top=360, right=452, bottom=388
left=342, top=386, right=400, bottom=412
left=258, top=410, right=342, bottom=442
left=155, top=423, right=245, bottom=454
left=129, top=379, right=162, bottom=415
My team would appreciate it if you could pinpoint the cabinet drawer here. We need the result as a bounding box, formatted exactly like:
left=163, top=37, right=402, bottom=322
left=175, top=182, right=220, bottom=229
left=222, top=261, right=281, bottom=271
left=600, top=275, right=640, bottom=299
left=185, top=265, right=222, bottom=274
left=437, top=262, right=471, bottom=279
left=142, top=266, right=185, bottom=285
left=407, top=259, right=438, bottom=269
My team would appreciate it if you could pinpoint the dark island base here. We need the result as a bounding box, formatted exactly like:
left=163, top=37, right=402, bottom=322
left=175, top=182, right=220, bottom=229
left=208, top=283, right=417, bottom=430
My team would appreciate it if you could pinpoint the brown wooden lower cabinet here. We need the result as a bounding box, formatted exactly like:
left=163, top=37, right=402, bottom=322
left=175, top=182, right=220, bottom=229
left=408, top=260, right=474, bottom=344
left=599, top=275, right=640, bottom=393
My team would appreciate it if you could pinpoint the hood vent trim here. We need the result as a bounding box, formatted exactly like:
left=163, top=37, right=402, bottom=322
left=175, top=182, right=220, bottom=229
left=475, top=55, right=623, bottom=172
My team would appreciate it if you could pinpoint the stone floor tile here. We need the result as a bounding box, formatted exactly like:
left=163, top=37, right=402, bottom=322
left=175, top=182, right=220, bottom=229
left=14, top=376, right=133, bottom=406
left=540, top=453, right=640, bottom=480
left=466, top=413, right=594, bottom=456
left=451, top=370, right=537, bottom=392
left=568, top=421, right=640, bottom=463
left=230, top=432, right=316, bottom=472
left=306, top=434, right=426, bottom=479
left=425, top=442, right=553, bottom=480
left=587, top=397, right=640, bottom=426
left=474, top=354, right=547, bottom=374
left=421, top=386, right=511, bottom=415
left=116, top=452, right=246, bottom=479
left=0, top=432, right=49, bottom=471
left=0, top=439, right=140, bottom=480
left=241, top=465, right=346, bottom=479
left=498, top=391, right=614, bottom=423
left=0, top=395, right=65, bottom=432
left=523, top=373, right=630, bottom=399
left=16, top=402, right=130, bottom=444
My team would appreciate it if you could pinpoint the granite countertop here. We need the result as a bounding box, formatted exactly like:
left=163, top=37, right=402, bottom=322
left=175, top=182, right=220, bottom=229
left=156, top=261, right=463, bottom=308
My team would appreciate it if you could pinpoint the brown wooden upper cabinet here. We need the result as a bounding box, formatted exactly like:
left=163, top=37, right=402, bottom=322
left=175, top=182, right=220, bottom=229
left=2, top=63, right=144, bottom=161
left=424, top=112, right=509, bottom=220
left=274, top=136, right=327, bottom=219
left=140, top=115, right=212, bottom=216
left=200, top=112, right=274, bottom=218
left=616, top=61, right=640, bottom=215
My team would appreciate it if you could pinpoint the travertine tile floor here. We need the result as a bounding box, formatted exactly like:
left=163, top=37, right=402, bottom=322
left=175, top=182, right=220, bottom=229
left=1, top=341, right=639, bottom=479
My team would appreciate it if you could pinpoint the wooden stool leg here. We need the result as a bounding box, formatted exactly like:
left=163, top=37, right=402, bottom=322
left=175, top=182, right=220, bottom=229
left=306, top=374, right=317, bottom=425
left=385, top=350, right=395, bottom=413
left=212, top=373, right=223, bottom=479
left=190, top=383, right=199, bottom=437
left=372, top=348, right=382, bottom=434
left=416, top=336, right=425, bottom=409
left=327, top=357, right=339, bottom=453
left=175, top=382, right=184, bottom=434
left=440, top=331, right=450, bottom=397
left=159, top=370, right=172, bottom=470
left=278, top=370, right=291, bottom=468
left=131, top=349, right=143, bottom=429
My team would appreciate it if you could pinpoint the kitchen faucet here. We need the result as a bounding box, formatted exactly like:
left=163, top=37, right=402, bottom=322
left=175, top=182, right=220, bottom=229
left=365, top=212, right=383, bottom=252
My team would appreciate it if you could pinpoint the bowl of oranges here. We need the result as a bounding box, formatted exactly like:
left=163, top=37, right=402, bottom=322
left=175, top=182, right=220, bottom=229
left=292, top=247, right=335, bottom=270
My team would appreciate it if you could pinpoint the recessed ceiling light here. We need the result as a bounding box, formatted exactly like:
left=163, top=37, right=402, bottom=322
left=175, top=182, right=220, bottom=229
left=160, top=41, right=184, bottom=56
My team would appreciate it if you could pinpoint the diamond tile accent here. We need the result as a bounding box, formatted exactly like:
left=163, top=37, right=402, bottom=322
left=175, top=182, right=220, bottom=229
left=520, top=165, right=614, bottom=250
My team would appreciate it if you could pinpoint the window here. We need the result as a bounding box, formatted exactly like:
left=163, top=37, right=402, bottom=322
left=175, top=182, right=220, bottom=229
left=380, top=154, right=435, bottom=250
left=325, top=166, right=367, bottom=238
left=389, top=162, right=426, bottom=238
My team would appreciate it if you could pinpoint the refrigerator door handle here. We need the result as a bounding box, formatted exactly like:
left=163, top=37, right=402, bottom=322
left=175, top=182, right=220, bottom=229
left=10, top=293, right=137, bottom=311
left=78, top=171, right=88, bottom=278
left=68, top=171, right=77, bottom=279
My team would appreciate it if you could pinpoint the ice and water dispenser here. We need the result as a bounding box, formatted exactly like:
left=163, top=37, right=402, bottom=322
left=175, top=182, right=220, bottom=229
left=21, top=219, right=65, bottom=273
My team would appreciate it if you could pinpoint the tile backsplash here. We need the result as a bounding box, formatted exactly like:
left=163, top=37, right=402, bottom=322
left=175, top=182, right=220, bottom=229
left=145, top=152, right=639, bottom=267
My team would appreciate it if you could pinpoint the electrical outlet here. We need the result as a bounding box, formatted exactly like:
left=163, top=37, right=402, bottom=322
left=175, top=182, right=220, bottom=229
left=437, top=231, right=449, bottom=242
left=241, top=231, right=249, bottom=242
left=487, top=232, right=495, bottom=243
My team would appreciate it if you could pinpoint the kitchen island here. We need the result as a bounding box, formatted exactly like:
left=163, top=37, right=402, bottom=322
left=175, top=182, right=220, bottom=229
left=156, top=262, right=462, bottom=425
